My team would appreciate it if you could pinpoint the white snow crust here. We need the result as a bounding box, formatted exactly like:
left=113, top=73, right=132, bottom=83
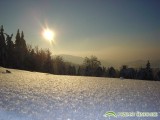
left=0, top=67, right=160, bottom=120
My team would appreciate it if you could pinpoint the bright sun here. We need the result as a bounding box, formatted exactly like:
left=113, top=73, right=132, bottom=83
left=42, top=28, right=55, bottom=41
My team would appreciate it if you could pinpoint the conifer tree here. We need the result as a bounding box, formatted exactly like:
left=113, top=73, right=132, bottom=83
left=108, top=67, right=116, bottom=78
left=21, top=31, right=27, bottom=51
left=14, top=29, right=27, bottom=69
left=43, top=49, right=53, bottom=73
left=0, top=25, right=6, bottom=67
left=77, top=66, right=81, bottom=76
left=145, top=60, right=153, bottom=80
left=15, top=29, right=21, bottom=47
left=5, top=33, right=14, bottom=67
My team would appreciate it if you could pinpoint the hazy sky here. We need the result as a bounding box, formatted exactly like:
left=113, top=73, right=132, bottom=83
left=1, top=0, right=160, bottom=62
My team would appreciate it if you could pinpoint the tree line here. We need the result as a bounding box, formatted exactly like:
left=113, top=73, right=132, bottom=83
left=0, top=25, right=160, bottom=81
left=77, top=56, right=160, bottom=81
left=0, top=25, right=77, bottom=75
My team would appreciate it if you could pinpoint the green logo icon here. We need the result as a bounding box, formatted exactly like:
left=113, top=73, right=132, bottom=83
left=104, top=111, right=117, bottom=118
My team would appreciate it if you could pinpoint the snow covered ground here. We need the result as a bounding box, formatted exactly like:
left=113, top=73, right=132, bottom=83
left=0, top=67, right=160, bottom=120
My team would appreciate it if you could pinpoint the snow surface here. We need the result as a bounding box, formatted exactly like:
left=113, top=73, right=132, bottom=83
left=0, top=67, right=160, bottom=120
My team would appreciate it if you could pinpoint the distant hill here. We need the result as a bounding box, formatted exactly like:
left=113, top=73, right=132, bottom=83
left=52, top=54, right=115, bottom=68
left=125, top=60, right=160, bottom=68
left=100, top=60, right=116, bottom=68
left=52, top=54, right=84, bottom=65
left=125, top=60, right=146, bottom=68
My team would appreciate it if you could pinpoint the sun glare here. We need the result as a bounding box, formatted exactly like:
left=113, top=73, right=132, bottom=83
left=42, top=28, right=55, bottom=42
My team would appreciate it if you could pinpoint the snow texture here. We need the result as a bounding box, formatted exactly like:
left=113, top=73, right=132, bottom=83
left=0, top=67, right=160, bottom=120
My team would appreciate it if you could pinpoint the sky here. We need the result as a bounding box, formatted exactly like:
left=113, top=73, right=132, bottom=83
left=0, top=0, right=160, bottom=62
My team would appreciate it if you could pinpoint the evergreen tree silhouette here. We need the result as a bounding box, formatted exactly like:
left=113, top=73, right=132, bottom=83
left=95, top=66, right=103, bottom=77
left=0, top=25, right=6, bottom=67
left=137, top=68, right=146, bottom=80
left=67, top=65, right=76, bottom=75
left=21, top=31, right=28, bottom=69
left=155, top=71, right=160, bottom=81
left=77, top=66, right=81, bottom=76
left=145, top=60, right=153, bottom=80
left=108, top=67, right=116, bottom=78
left=146, top=60, right=150, bottom=70
left=15, top=29, right=27, bottom=69
left=43, top=49, right=53, bottom=73
left=102, top=67, right=107, bottom=77
left=53, top=56, right=66, bottom=75
left=5, top=33, right=14, bottom=68
left=15, top=29, right=21, bottom=68
left=20, top=31, right=27, bottom=52
left=72, top=66, right=76, bottom=75
left=24, top=48, right=36, bottom=71
left=15, top=29, right=21, bottom=47
left=120, top=65, right=128, bottom=78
